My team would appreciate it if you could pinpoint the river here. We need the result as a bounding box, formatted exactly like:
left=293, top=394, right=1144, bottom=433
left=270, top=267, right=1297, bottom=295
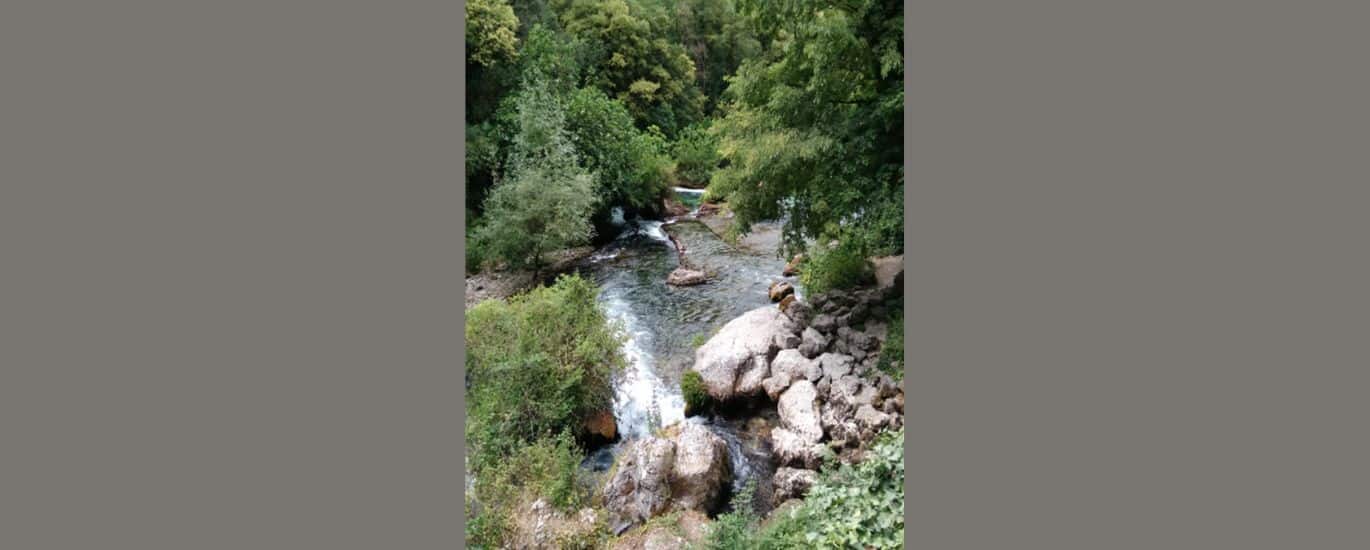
left=569, top=198, right=792, bottom=513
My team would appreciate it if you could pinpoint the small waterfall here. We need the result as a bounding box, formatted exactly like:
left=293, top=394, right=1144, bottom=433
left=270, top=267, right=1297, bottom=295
left=600, top=292, right=685, bottom=439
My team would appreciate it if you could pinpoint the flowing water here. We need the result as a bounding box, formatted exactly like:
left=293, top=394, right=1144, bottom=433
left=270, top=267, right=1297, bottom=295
left=572, top=199, right=791, bottom=512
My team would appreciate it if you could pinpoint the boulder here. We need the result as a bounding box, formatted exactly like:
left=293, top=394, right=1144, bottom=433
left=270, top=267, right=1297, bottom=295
left=667, top=267, right=708, bottom=286
left=818, top=353, right=855, bottom=380
left=772, top=467, right=819, bottom=502
left=811, top=313, right=837, bottom=333
left=735, top=355, right=769, bottom=397
left=820, top=402, right=861, bottom=444
left=782, top=299, right=815, bottom=326
left=771, top=349, right=820, bottom=382
left=692, top=307, right=794, bottom=400
left=778, top=293, right=797, bottom=313
left=782, top=253, right=804, bottom=276
left=829, top=374, right=878, bottom=410
left=669, top=422, right=732, bottom=513
left=762, top=372, right=793, bottom=401
left=771, top=427, right=825, bottom=469
left=798, top=327, right=828, bottom=359
left=854, top=404, right=892, bottom=431
left=768, top=281, right=795, bottom=302
left=603, top=437, right=676, bottom=531
left=777, top=380, right=823, bottom=442
left=871, top=255, right=904, bottom=293
left=773, top=330, right=800, bottom=351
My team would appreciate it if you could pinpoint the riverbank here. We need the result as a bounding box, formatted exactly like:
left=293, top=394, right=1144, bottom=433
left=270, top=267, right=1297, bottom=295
left=693, top=201, right=785, bottom=256
left=464, top=246, right=595, bottom=309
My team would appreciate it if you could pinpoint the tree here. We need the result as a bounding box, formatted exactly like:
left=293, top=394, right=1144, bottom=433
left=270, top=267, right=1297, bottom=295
left=564, top=86, right=672, bottom=212
left=473, top=76, right=598, bottom=274
left=709, top=0, right=903, bottom=258
left=466, top=0, right=520, bottom=67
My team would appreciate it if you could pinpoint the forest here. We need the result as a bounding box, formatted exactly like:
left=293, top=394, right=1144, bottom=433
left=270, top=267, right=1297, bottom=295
left=466, top=0, right=904, bottom=547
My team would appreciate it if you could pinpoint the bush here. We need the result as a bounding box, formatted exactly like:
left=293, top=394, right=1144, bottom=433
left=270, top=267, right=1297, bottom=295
left=672, top=123, right=720, bottom=185
left=697, top=480, right=758, bottom=549
left=877, top=310, right=904, bottom=381
left=680, top=370, right=709, bottom=417
left=466, top=433, right=591, bottom=548
left=465, top=274, right=624, bottom=466
left=798, top=241, right=874, bottom=295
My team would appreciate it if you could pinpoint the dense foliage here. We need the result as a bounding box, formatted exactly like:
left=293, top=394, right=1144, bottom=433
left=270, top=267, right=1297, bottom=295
left=708, top=0, right=904, bottom=260
left=798, top=240, right=874, bottom=294
left=465, top=275, right=624, bottom=547
left=680, top=370, right=708, bottom=416
left=697, top=429, right=905, bottom=549
left=877, top=309, right=903, bottom=380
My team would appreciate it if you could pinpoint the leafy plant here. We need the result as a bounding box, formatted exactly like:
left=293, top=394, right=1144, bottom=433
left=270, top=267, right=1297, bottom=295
left=877, top=310, right=904, bottom=380
left=680, top=370, right=709, bottom=417
left=672, top=122, right=720, bottom=185
left=798, top=240, right=874, bottom=295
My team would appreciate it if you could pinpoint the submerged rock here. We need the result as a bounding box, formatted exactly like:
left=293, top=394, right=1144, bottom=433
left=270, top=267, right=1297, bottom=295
left=692, top=307, right=795, bottom=401
left=667, top=267, right=708, bottom=286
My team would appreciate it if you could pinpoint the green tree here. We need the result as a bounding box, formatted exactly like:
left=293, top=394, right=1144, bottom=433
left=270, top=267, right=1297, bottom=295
left=565, top=86, right=673, bottom=212
left=709, top=0, right=903, bottom=259
left=553, top=0, right=706, bottom=136
left=466, top=0, right=520, bottom=67
left=473, top=76, right=599, bottom=274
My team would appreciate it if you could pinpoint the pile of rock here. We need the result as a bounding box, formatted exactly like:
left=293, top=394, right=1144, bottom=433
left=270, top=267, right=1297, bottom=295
left=687, top=279, right=904, bottom=505
left=602, top=421, right=732, bottom=534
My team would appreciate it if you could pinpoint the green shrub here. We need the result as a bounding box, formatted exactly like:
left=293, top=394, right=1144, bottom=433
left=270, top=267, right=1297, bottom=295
left=798, top=241, right=874, bottom=295
left=672, top=123, right=720, bottom=185
left=680, top=370, right=709, bottom=417
left=465, top=274, right=624, bottom=466
left=697, top=480, right=758, bottom=549
left=877, top=310, right=904, bottom=381
left=467, top=433, right=592, bottom=548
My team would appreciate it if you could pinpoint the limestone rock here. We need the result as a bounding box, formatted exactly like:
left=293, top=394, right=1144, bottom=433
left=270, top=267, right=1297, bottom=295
left=669, top=422, right=732, bottom=513
left=692, top=307, right=794, bottom=400
left=667, top=267, right=708, bottom=286
left=771, top=427, right=825, bottom=469
left=798, top=327, right=828, bottom=359
left=771, top=349, right=820, bottom=382
left=818, top=353, right=854, bottom=380
left=782, top=253, right=804, bottom=277
left=762, top=371, right=793, bottom=401
left=768, top=280, right=795, bottom=302
left=603, top=437, right=676, bottom=531
left=777, top=380, right=823, bottom=442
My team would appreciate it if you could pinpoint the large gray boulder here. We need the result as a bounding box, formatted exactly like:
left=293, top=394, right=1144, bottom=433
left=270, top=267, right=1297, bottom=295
left=669, top=422, right=732, bottom=513
left=603, top=437, right=676, bottom=531
left=818, top=353, right=855, bottom=380
left=771, top=349, right=820, bottom=382
left=692, top=307, right=795, bottom=400
left=762, top=371, right=793, bottom=401
left=798, top=327, right=828, bottom=358
left=777, top=380, right=824, bottom=442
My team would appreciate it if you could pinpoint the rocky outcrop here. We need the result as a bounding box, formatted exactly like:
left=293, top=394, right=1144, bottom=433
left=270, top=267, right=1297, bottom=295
left=870, top=255, right=903, bottom=293
left=692, top=306, right=796, bottom=401
left=798, top=327, right=827, bottom=359
left=510, top=499, right=603, bottom=549
left=667, top=267, right=708, bottom=286
left=770, top=349, right=820, bottom=382
left=603, top=423, right=734, bottom=533
left=771, top=427, right=825, bottom=469
left=668, top=422, right=731, bottom=513
left=603, top=437, right=676, bottom=532
left=772, top=467, right=819, bottom=503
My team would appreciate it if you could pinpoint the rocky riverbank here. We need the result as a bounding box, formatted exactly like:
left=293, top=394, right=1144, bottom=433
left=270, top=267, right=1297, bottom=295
left=600, top=262, right=905, bottom=534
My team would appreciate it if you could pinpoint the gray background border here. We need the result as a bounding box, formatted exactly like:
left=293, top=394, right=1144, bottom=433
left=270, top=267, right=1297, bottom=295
left=3, top=0, right=1368, bottom=547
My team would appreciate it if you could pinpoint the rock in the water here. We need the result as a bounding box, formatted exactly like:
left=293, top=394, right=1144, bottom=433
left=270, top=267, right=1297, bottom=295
left=603, top=437, right=676, bottom=530
left=782, top=253, right=804, bottom=276
left=798, top=327, right=828, bottom=359
left=768, top=280, right=795, bottom=302
left=778, top=293, right=797, bottom=313
left=669, top=422, right=732, bottom=513
left=772, top=467, right=819, bottom=503
left=771, top=427, right=825, bottom=469
left=692, top=307, right=794, bottom=400
left=818, top=353, right=855, bottom=380
left=762, top=372, right=793, bottom=401
left=777, top=380, right=823, bottom=442
left=667, top=267, right=708, bottom=286
left=771, top=349, right=821, bottom=382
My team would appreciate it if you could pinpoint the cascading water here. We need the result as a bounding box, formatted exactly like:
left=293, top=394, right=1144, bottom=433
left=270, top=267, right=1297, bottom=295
left=568, top=198, right=790, bottom=510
